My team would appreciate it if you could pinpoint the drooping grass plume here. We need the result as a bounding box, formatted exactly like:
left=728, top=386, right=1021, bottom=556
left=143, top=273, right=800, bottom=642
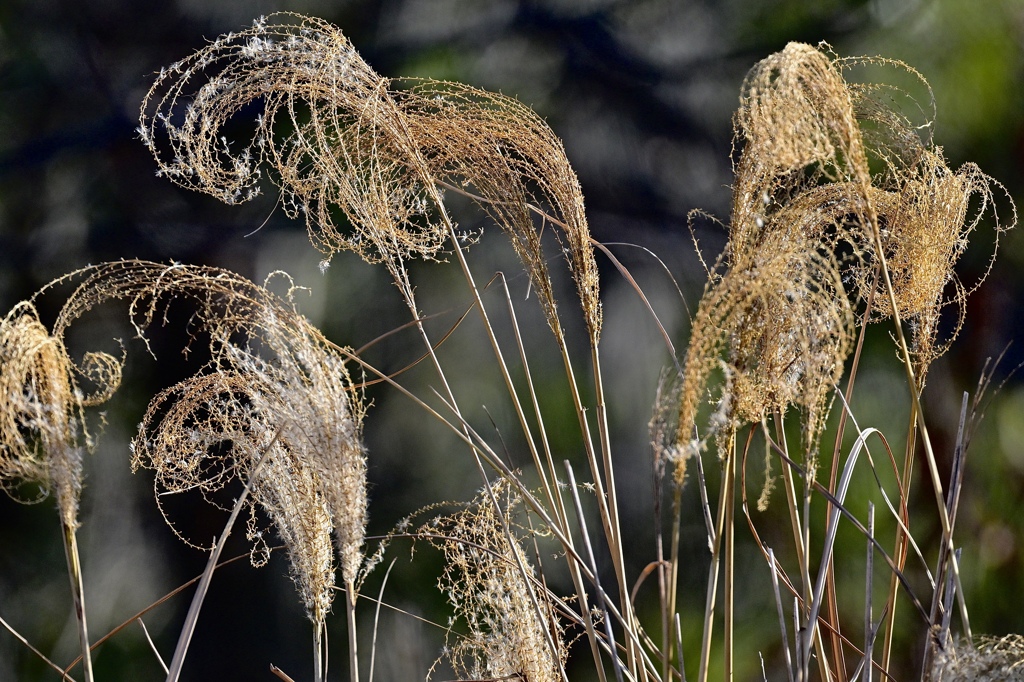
left=848, top=151, right=1010, bottom=383
left=674, top=42, right=1013, bottom=476
left=139, top=13, right=448, bottom=267
left=139, top=12, right=601, bottom=340
left=41, top=259, right=368, bottom=679
left=1, top=302, right=100, bottom=525
left=673, top=222, right=854, bottom=481
left=400, top=80, right=602, bottom=339
left=666, top=41, right=1015, bottom=682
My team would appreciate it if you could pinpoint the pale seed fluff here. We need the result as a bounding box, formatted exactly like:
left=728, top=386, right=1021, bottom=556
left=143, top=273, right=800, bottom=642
left=48, top=260, right=371, bottom=627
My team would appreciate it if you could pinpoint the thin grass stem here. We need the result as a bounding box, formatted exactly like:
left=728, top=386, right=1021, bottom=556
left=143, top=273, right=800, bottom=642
left=675, top=612, right=686, bottom=682
left=61, top=521, right=94, bottom=682
left=697, top=430, right=734, bottom=682
left=345, top=579, right=359, bottom=682
left=0, top=612, right=79, bottom=682
left=565, top=461, right=619, bottom=682
left=768, top=547, right=796, bottom=682
left=165, top=427, right=282, bottom=682
left=137, top=618, right=169, bottom=675
left=864, top=503, right=875, bottom=682
left=367, top=558, right=397, bottom=682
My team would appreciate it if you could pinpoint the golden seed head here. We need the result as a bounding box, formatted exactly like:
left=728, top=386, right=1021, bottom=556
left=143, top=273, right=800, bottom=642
left=142, top=14, right=602, bottom=339
left=931, top=634, right=1024, bottom=681
left=674, top=41, right=1014, bottom=478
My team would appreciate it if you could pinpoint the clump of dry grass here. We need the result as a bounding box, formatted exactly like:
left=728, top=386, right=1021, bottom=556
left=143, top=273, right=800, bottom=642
left=666, top=41, right=1014, bottom=682
left=675, top=42, right=1010, bottom=479
left=426, top=482, right=566, bottom=682
left=3, top=19, right=1019, bottom=682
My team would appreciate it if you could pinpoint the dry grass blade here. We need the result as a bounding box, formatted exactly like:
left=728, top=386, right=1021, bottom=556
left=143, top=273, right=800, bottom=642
left=164, top=427, right=282, bottom=682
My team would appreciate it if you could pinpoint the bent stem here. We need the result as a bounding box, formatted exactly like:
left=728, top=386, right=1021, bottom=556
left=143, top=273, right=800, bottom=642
left=61, top=521, right=94, bottom=682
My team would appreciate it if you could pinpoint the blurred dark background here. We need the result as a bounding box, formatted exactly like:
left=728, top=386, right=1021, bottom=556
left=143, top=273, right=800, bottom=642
left=2, top=0, right=1023, bottom=680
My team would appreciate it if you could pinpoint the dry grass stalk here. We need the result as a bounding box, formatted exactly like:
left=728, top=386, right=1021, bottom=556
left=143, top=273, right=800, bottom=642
left=0, top=301, right=122, bottom=682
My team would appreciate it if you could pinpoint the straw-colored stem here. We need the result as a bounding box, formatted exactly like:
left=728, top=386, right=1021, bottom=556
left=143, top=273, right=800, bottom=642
left=774, top=413, right=833, bottom=682
left=312, top=620, right=324, bottom=682
left=591, top=341, right=644, bottom=681
left=61, top=521, right=94, bottom=682
left=566, top=462, right=622, bottom=682
left=879, top=404, right=917, bottom=674
left=865, top=503, right=875, bottom=682
left=667, top=484, right=683, bottom=682
left=345, top=578, right=359, bottom=682
left=823, top=274, right=879, bottom=682
left=858, top=185, right=971, bottom=674
left=724, top=437, right=736, bottom=682
left=437, top=212, right=607, bottom=676
left=1, top=612, right=78, bottom=681
left=774, top=415, right=808, bottom=602
left=698, top=430, right=735, bottom=682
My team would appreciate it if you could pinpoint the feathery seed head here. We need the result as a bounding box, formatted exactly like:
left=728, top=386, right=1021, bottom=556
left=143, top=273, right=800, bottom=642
left=931, top=635, right=1024, bottom=681
left=141, top=13, right=447, bottom=265
left=0, top=303, right=120, bottom=528
left=143, top=15, right=602, bottom=339
left=48, top=260, right=367, bottom=625
left=674, top=42, right=1014, bottom=479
